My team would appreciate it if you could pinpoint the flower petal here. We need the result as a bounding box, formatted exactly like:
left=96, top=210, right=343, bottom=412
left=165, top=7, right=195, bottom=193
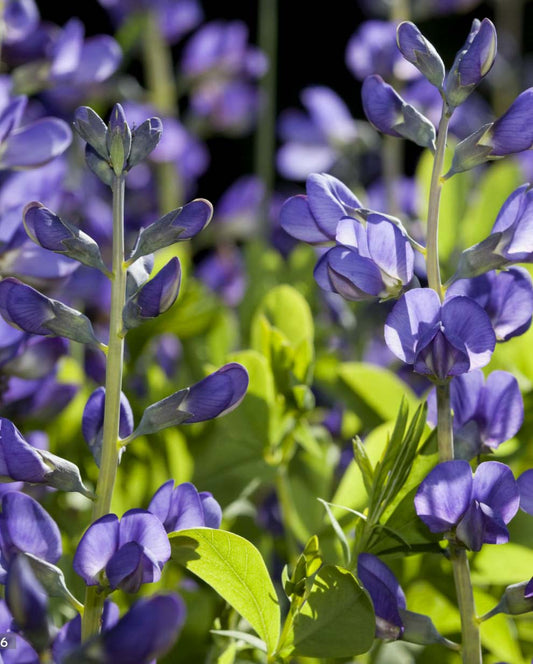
left=324, top=246, right=385, bottom=300
left=118, top=510, right=170, bottom=566
left=472, top=461, right=520, bottom=524
left=306, top=173, right=361, bottom=238
left=73, top=514, right=119, bottom=585
left=414, top=460, right=473, bottom=531
left=441, top=296, right=495, bottom=371
left=279, top=194, right=330, bottom=244
left=384, top=288, right=441, bottom=364
left=1, top=119, right=72, bottom=169
left=479, top=371, right=523, bottom=448
left=518, top=469, right=533, bottom=515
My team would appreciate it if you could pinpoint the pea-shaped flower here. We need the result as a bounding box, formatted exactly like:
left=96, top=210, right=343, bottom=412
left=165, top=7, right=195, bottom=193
left=427, top=370, right=523, bottom=459
left=396, top=22, right=445, bottom=88
left=314, top=216, right=414, bottom=301
left=148, top=481, right=222, bottom=534
left=0, top=493, right=61, bottom=583
left=415, top=460, right=520, bottom=551
left=384, top=288, right=495, bottom=381
left=73, top=509, right=171, bottom=593
left=279, top=172, right=362, bottom=244
left=447, top=267, right=533, bottom=341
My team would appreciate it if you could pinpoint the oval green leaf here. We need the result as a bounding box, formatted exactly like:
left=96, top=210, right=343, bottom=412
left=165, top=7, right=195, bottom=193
left=292, top=564, right=375, bottom=657
left=170, top=528, right=280, bottom=654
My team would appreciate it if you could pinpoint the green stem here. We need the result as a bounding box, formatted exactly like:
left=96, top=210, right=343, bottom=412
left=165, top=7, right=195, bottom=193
left=426, top=106, right=451, bottom=299
left=254, top=0, right=278, bottom=220
left=81, top=174, right=127, bottom=641
left=450, top=547, right=482, bottom=664
left=436, top=383, right=453, bottom=461
left=275, top=465, right=300, bottom=565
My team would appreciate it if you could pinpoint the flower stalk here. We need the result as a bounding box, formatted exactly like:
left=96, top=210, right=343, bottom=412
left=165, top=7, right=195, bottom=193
left=427, top=102, right=482, bottom=664
left=82, top=173, right=127, bottom=640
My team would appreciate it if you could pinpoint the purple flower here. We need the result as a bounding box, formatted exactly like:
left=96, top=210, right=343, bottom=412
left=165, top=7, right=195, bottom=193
left=0, top=492, right=61, bottom=582
left=82, top=387, right=134, bottom=466
left=446, top=90, right=533, bottom=177
left=148, top=480, right=222, bottom=533
left=0, top=277, right=100, bottom=346
left=98, top=0, right=202, bottom=45
left=415, top=460, right=520, bottom=551
left=0, top=599, right=38, bottom=662
left=134, top=363, right=249, bottom=437
left=357, top=552, right=406, bottom=640
left=3, top=0, right=39, bottom=45
left=314, top=215, right=414, bottom=301
left=0, top=95, right=71, bottom=169
left=277, top=87, right=358, bottom=181
left=213, top=175, right=265, bottom=238
left=123, top=257, right=181, bottom=329
left=128, top=198, right=213, bottom=262
left=346, top=21, right=418, bottom=82
left=279, top=173, right=362, bottom=244
left=447, top=268, right=533, bottom=341
left=396, top=22, right=445, bottom=88
left=73, top=509, right=171, bottom=593
left=182, top=21, right=266, bottom=79
left=65, top=594, right=185, bottom=664
left=445, top=18, right=497, bottom=108
left=47, top=18, right=121, bottom=93
left=384, top=288, right=495, bottom=381
left=53, top=600, right=119, bottom=663
left=517, top=469, right=533, bottom=515
left=362, top=75, right=436, bottom=150
left=427, top=370, right=523, bottom=459
left=6, top=555, right=50, bottom=653
left=196, top=248, right=246, bottom=307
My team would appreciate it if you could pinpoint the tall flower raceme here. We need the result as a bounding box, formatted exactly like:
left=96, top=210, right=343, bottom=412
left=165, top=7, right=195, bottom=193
left=281, top=17, right=533, bottom=664
left=0, top=102, right=249, bottom=656
left=280, top=172, right=418, bottom=301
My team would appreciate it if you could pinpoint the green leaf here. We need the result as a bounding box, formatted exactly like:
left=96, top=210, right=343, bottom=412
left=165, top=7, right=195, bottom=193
left=338, top=362, right=418, bottom=422
left=472, top=543, right=533, bottom=586
left=291, top=564, right=374, bottom=657
left=170, top=528, right=281, bottom=654
left=317, top=499, right=351, bottom=566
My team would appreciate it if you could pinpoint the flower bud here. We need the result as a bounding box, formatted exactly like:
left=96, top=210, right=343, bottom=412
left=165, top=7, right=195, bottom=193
left=128, top=117, right=163, bottom=169
left=82, top=387, right=134, bottom=466
left=0, top=278, right=101, bottom=346
left=6, top=555, right=51, bottom=653
left=122, top=257, right=181, bottom=330
left=445, top=18, right=497, bottom=108
left=396, top=22, right=445, bottom=88
left=362, top=75, right=436, bottom=150
left=399, top=609, right=459, bottom=649
left=489, top=581, right=533, bottom=616
left=72, top=106, right=108, bottom=159
left=106, top=103, right=131, bottom=176
left=129, top=199, right=213, bottom=261
left=23, top=202, right=108, bottom=273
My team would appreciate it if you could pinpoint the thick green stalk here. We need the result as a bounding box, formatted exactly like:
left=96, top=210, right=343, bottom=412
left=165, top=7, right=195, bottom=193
left=426, top=106, right=450, bottom=299
left=450, top=547, right=482, bottom=663
left=253, top=0, right=278, bottom=221
left=81, top=174, right=127, bottom=640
